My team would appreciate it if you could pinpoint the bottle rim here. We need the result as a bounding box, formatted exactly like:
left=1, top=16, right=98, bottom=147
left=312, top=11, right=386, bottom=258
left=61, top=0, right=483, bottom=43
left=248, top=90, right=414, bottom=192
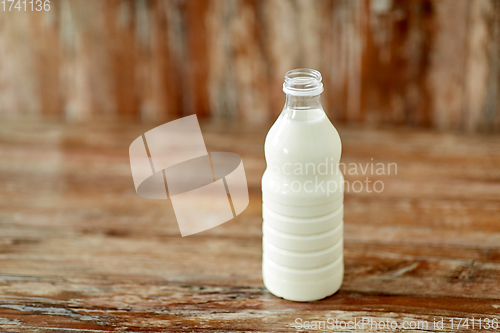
left=283, top=68, right=324, bottom=96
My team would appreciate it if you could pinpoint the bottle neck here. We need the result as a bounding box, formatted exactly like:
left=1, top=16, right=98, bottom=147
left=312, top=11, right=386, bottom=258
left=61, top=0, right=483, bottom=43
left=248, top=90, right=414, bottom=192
left=284, top=94, right=323, bottom=110
left=281, top=94, right=325, bottom=121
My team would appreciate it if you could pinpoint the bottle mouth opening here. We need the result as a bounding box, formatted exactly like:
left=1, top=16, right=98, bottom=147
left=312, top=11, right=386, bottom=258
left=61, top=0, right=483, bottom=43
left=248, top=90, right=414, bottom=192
left=283, top=68, right=324, bottom=96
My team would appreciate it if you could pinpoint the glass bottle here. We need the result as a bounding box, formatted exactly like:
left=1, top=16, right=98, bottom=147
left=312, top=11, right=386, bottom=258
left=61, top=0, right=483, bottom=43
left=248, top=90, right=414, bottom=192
left=262, top=68, right=344, bottom=301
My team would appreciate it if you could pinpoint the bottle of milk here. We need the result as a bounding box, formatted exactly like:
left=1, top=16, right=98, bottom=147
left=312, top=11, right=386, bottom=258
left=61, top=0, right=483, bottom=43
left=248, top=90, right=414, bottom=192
left=262, top=68, right=343, bottom=302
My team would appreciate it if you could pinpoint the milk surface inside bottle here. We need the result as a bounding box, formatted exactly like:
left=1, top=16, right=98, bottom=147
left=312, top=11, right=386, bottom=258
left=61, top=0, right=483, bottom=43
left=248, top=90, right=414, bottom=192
left=262, top=68, right=344, bottom=302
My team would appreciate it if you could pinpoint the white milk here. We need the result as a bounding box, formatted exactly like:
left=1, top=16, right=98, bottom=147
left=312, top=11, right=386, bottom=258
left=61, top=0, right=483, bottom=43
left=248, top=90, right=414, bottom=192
left=262, top=69, right=343, bottom=302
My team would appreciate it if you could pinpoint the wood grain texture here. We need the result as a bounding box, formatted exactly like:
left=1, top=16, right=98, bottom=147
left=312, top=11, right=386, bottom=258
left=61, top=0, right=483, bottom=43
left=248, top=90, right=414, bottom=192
left=0, top=0, right=499, bottom=132
left=0, top=119, right=499, bottom=332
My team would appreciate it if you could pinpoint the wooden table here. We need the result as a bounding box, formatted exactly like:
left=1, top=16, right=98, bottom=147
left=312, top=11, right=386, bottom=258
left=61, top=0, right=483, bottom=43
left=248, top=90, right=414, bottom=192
left=0, top=120, right=499, bottom=332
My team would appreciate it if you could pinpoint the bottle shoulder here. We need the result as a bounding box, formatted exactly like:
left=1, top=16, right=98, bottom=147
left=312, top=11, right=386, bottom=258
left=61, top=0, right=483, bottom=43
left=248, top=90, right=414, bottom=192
left=264, top=114, right=342, bottom=163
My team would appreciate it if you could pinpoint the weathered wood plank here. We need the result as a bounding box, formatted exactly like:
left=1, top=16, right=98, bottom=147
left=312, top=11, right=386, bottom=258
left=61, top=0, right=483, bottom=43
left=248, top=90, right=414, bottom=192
left=1, top=0, right=499, bottom=131
left=0, top=119, right=499, bottom=331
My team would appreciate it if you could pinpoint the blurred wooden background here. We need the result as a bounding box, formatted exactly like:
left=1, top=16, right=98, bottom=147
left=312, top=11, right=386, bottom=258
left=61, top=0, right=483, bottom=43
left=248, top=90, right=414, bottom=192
left=0, top=0, right=499, bottom=132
